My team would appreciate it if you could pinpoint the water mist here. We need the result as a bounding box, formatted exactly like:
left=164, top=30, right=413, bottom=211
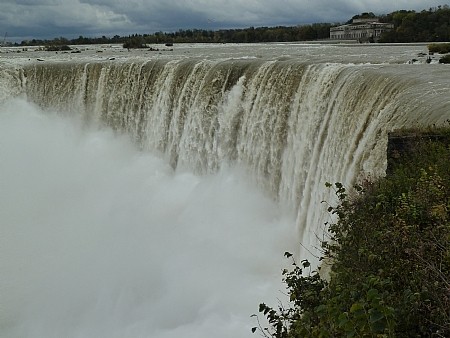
left=0, top=99, right=297, bottom=338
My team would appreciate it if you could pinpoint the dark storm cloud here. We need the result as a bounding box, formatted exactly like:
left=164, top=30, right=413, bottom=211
left=0, top=0, right=446, bottom=41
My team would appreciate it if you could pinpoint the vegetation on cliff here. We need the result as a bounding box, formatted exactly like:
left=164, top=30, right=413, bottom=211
left=254, top=129, right=450, bottom=337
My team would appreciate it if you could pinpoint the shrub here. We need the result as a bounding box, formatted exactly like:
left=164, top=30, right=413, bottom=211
left=45, top=44, right=72, bottom=51
left=123, top=37, right=147, bottom=49
left=254, top=132, right=450, bottom=337
left=439, top=54, right=450, bottom=64
left=428, top=43, right=450, bottom=54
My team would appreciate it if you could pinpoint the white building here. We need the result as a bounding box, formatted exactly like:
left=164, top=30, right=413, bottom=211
left=330, top=18, right=394, bottom=41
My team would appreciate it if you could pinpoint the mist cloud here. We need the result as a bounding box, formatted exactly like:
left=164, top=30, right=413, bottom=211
left=0, top=99, right=297, bottom=338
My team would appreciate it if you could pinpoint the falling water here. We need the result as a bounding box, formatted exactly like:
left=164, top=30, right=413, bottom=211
left=1, top=43, right=450, bottom=337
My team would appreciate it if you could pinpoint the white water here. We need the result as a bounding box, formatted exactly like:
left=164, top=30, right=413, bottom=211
left=0, top=99, right=296, bottom=338
left=1, top=43, right=450, bottom=337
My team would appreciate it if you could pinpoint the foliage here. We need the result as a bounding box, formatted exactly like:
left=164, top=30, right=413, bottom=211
left=439, top=54, right=450, bottom=64
left=44, top=44, right=72, bottom=52
left=346, top=12, right=376, bottom=24
left=123, top=35, right=147, bottom=49
left=428, top=43, right=450, bottom=54
left=254, top=132, right=450, bottom=337
left=388, top=125, right=450, bottom=137
left=16, top=24, right=333, bottom=47
left=379, top=6, right=450, bottom=42
left=43, top=37, right=72, bottom=51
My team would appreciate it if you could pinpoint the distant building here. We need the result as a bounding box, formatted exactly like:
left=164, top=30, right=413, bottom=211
left=330, top=18, right=394, bottom=41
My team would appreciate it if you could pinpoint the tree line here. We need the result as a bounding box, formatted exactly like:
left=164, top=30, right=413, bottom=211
left=379, top=5, right=450, bottom=42
left=14, top=5, right=450, bottom=47
left=17, top=24, right=332, bottom=47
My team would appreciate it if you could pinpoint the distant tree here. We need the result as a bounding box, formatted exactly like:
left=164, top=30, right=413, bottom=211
left=379, top=6, right=450, bottom=42
left=123, top=36, right=147, bottom=49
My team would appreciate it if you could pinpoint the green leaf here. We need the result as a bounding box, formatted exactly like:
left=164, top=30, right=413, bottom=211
left=371, top=318, right=386, bottom=333
left=251, top=327, right=257, bottom=333
left=349, top=302, right=364, bottom=313
left=369, top=309, right=385, bottom=323
left=346, top=330, right=356, bottom=338
left=367, top=288, right=379, bottom=302
left=284, top=252, right=293, bottom=258
left=316, top=304, right=327, bottom=313
left=338, top=312, right=349, bottom=328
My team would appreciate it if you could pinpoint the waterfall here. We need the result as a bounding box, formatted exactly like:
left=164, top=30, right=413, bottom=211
left=21, top=59, right=450, bottom=246
left=1, top=53, right=449, bottom=337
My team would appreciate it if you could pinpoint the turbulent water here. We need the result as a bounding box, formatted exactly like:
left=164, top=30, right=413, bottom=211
left=1, top=43, right=450, bottom=338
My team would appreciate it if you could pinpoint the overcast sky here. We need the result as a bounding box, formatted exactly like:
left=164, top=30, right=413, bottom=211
left=0, top=0, right=447, bottom=41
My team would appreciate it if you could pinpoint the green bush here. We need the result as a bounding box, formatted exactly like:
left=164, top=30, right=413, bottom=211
left=123, top=37, right=147, bottom=49
left=254, top=131, right=450, bottom=337
left=439, top=54, right=450, bottom=64
left=45, top=44, right=72, bottom=51
left=428, top=43, right=450, bottom=54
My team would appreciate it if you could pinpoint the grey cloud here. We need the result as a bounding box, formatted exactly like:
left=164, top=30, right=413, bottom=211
left=0, top=0, right=446, bottom=41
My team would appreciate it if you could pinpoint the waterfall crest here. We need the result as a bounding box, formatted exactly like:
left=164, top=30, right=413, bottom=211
left=5, top=58, right=450, bottom=255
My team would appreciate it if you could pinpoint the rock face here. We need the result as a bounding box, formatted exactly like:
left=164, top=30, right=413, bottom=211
left=386, top=131, right=450, bottom=174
